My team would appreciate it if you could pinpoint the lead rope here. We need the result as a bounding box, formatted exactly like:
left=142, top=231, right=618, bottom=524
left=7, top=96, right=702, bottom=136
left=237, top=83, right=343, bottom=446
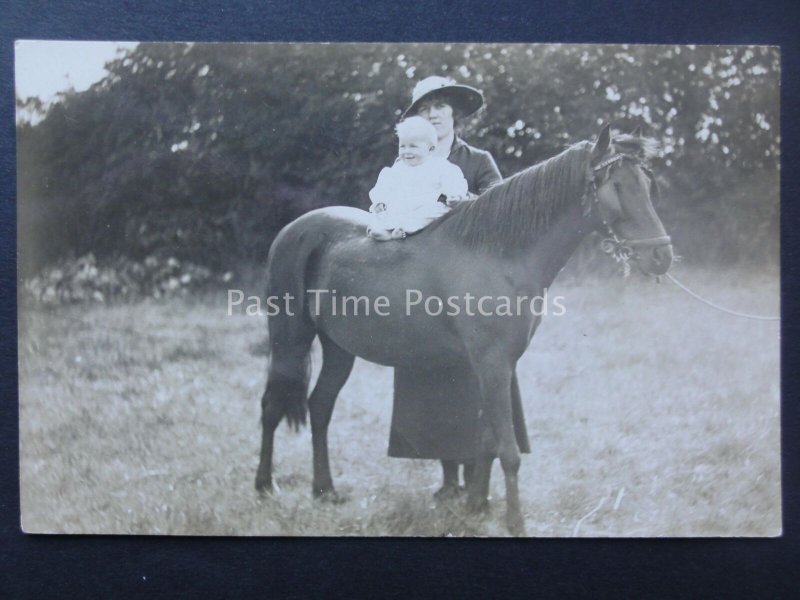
left=664, top=272, right=780, bottom=322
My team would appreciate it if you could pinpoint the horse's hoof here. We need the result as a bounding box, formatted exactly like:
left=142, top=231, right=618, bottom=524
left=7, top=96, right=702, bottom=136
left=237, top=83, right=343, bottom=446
left=466, top=496, right=490, bottom=515
left=433, top=484, right=465, bottom=501
left=255, top=476, right=273, bottom=496
left=507, top=514, right=527, bottom=537
left=314, top=488, right=347, bottom=504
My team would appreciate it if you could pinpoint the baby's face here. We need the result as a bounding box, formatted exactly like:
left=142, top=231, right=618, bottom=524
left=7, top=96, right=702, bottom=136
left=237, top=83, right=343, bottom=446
left=398, top=135, right=433, bottom=167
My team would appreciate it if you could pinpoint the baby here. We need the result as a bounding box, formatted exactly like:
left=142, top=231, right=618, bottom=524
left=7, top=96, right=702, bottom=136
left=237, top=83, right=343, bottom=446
left=367, top=116, right=468, bottom=241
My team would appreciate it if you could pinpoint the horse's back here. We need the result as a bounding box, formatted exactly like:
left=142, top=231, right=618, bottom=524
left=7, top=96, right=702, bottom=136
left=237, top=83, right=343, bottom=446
left=277, top=206, right=371, bottom=242
left=270, top=205, right=430, bottom=268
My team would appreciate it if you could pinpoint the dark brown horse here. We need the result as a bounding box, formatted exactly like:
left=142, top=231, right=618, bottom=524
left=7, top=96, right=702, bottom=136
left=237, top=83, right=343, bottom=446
left=254, top=125, right=673, bottom=535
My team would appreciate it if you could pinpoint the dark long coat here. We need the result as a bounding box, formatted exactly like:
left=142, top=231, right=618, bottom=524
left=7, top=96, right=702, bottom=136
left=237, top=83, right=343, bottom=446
left=388, top=137, right=531, bottom=459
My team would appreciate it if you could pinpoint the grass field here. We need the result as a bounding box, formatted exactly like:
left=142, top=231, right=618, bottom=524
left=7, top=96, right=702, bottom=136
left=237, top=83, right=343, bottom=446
left=19, top=267, right=781, bottom=536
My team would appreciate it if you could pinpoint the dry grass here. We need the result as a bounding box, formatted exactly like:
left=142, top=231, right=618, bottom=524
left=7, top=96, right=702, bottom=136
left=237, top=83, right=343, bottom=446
left=19, top=267, right=781, bottom=536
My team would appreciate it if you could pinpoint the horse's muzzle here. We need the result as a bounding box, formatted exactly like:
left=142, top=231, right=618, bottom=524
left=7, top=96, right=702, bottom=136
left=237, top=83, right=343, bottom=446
left=642, top=243, right=673, bottom=276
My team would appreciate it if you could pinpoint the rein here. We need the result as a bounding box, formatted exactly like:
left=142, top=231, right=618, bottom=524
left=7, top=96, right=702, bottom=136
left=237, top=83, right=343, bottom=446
left=588, top=153, right=672, bottom=276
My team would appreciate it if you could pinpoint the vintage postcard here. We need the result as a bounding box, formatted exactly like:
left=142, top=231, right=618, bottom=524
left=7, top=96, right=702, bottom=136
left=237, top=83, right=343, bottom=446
left=16, top=41, right=780, bottom=536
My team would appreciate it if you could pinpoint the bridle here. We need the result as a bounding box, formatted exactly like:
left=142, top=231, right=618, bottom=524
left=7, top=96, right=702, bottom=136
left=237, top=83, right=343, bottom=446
left=586, top=153, right=672, bottom=273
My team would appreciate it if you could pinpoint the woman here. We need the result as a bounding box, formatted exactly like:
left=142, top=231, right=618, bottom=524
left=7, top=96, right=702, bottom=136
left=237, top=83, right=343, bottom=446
left=388, top=76, right=530, bottom=497
left=402, top=76, right=501, bottom=198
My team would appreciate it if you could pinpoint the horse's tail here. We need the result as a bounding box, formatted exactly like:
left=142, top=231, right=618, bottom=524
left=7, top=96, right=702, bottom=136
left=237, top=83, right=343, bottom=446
left=263, top=349, right=312, bottom=430
left=262, top=220, right=325, bottom=429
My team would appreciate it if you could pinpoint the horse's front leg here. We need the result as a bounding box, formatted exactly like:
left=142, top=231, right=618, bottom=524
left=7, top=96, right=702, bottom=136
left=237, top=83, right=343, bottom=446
left=467, top=356, right=526, bottom=536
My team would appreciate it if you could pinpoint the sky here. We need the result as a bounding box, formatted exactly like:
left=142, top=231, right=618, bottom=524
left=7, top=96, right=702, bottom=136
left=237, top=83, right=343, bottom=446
left=15, top=40, right=139, bottom=103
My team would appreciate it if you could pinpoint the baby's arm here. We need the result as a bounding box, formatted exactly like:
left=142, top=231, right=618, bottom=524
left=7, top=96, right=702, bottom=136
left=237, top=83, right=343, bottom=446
left=369, top=167, right=394, bottom=213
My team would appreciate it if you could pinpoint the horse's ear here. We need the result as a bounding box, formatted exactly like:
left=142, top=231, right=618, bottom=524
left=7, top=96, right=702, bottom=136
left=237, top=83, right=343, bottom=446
left=591, top=123, right=611, bottom=163
left=631, top=125, right=642, bottom=137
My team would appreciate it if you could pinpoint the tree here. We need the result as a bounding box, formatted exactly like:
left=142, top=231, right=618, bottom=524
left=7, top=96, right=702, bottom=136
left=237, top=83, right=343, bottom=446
left=17, top=42, right=779, bottom=284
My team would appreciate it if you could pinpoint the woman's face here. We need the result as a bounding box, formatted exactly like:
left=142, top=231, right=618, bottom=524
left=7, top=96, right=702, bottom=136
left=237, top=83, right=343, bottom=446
left=416, top=99, right=455, bottom=140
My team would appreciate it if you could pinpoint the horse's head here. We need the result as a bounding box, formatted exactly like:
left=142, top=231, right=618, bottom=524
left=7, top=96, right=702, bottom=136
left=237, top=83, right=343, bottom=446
left=585, top=124, right=673, bottom=276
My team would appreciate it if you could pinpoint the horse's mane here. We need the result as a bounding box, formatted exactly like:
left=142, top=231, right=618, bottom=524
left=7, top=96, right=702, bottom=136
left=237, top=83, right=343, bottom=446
left=431, top=134, right=658, bottom=253
left=431, top=140, right=593, bottom=253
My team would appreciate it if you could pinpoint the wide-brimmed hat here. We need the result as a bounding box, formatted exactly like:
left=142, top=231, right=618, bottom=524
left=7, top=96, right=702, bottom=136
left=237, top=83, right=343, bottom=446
left=402, top=76, right=484, bottom=119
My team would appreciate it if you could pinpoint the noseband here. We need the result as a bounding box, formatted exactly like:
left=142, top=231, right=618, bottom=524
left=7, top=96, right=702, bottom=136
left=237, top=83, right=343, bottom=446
left=587, top=154, right=672, bottom=271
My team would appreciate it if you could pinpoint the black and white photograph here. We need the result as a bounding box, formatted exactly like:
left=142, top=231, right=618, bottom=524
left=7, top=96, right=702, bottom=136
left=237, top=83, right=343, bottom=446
left=16, top=41, right=780, bottom=537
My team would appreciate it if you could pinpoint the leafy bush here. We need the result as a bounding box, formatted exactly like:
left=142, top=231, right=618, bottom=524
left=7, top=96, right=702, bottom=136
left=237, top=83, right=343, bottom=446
left=23, top=253, right=231, bottom=304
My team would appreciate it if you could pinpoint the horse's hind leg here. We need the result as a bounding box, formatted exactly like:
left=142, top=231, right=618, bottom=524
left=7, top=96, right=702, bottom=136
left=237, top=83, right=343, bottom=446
left=255, top=320, right=316, bottom=495
left=309, top=333, right=355, bottom=501
left=255, top=384, right=284, bottom=494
